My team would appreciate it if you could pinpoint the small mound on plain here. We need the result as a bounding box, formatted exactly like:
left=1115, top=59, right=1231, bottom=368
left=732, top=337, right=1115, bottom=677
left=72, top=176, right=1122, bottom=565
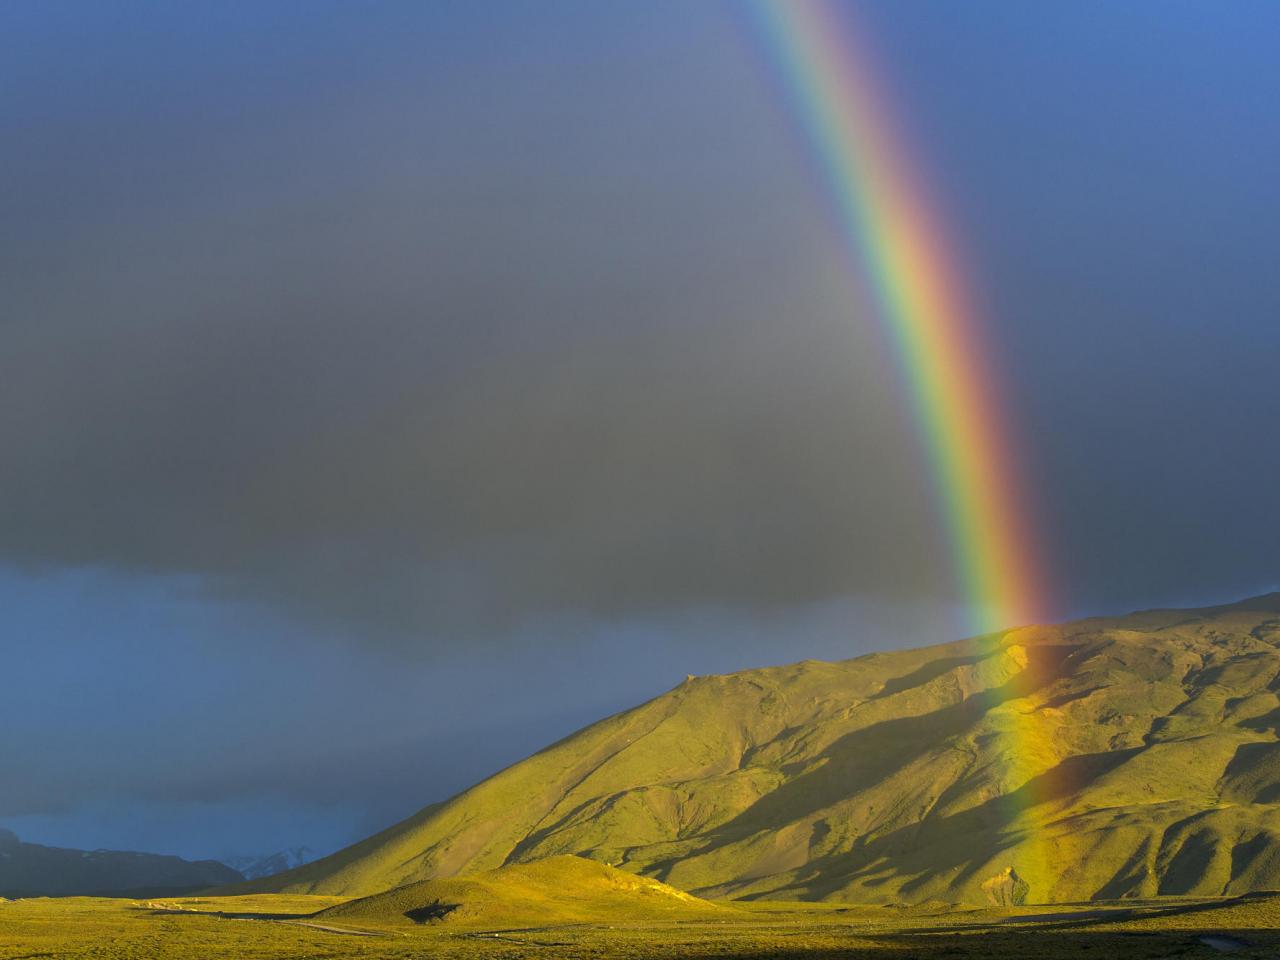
left=317, top=855, right=726, bottom=929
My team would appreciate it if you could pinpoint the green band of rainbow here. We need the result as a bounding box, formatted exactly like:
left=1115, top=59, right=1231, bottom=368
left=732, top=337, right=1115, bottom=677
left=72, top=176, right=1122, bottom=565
left=747, top=0, right=1044, bottom=635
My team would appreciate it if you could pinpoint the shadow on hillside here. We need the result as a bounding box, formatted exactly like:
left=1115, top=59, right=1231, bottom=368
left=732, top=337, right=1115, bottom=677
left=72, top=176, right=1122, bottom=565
left=869, top=653, right=995, bottom=701
left=737, top=746, right=1141, bottom=901
left=404, top=899, right=460, bottom=923
left=697, top=644, right=1084, bottom=848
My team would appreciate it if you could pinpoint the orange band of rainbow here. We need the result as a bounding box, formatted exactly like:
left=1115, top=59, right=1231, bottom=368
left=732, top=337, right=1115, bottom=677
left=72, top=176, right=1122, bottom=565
left=747, top=0, right=1044, bottom=635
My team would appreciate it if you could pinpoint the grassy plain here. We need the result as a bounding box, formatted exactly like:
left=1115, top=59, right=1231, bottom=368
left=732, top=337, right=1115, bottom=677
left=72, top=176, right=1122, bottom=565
left=6, top=890, right=1280, bottom=959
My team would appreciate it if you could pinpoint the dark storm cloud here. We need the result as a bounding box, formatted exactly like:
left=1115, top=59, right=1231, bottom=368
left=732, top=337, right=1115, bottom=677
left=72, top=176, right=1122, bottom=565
left=0, top=2, right=951, bottom=640
left=3, top=0, right=1279, bottom=647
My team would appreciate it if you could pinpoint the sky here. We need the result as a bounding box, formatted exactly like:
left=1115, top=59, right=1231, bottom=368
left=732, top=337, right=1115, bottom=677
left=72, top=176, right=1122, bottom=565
left=2, top=0, right=1278, bottom=862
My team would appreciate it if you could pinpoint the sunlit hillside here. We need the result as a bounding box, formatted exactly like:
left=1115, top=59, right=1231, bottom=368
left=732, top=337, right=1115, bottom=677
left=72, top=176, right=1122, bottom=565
left=316, top=855, right=726, bottom=928
left=239, top=595, right=1280, bottom=905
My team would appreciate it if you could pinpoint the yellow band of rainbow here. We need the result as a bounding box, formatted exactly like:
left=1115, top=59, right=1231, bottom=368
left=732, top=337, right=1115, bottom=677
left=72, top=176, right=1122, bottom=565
left=747, top=0, right=1044, bottom=635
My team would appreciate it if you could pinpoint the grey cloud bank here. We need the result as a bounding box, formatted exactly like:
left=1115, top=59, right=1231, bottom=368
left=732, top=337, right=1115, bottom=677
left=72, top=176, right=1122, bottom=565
left=2, top=2, right=952, bottom=642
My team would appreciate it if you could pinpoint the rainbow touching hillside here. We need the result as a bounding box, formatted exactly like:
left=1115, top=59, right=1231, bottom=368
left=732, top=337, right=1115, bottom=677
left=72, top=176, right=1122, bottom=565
left=747, top=0, right=1056, bottom=896
left=244, top=593, right=1280, bottom=906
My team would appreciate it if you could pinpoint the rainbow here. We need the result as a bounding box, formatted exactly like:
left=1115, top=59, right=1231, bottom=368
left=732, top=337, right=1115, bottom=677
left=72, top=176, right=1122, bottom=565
left=745, top=0, right=1044, bottom=636
left=747, top=0, right=1058, bottom=902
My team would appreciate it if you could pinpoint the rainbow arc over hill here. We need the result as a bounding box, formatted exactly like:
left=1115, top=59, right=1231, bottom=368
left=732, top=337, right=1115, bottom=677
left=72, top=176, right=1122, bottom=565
left=747, top=0, right=1055, bottom=899
left=747, top=0, right=1044, bottom=637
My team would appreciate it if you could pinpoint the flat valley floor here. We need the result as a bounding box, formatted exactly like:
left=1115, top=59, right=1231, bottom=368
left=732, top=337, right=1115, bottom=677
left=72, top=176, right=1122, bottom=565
left=4, top=892, right=1280, bottom=959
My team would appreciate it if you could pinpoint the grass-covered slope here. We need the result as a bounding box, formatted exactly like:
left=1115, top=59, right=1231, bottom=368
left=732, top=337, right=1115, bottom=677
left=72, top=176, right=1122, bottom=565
left=247, top=594, right=1280, bottom=905
left=317, top=855, right=725, bottom=929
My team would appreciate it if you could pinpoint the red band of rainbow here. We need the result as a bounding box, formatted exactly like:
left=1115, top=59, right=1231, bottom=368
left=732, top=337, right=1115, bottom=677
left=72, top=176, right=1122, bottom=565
left=747, top=0, right=1044, bottom=636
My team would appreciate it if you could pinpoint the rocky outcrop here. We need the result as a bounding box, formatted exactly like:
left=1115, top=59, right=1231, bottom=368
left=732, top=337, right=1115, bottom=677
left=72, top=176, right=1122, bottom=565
left=981, top=867, right=1030, bottom=906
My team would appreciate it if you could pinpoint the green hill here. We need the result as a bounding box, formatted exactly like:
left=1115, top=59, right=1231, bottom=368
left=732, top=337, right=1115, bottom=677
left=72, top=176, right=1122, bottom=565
left=315, top=854, right=725, bottom=928
left=245, top=594, right=1280, bottom=905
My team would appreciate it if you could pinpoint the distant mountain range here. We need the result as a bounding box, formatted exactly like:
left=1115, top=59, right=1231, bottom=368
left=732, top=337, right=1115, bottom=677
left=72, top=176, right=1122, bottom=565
left=240, top=594, right=1280, bottom=905
left=0, top=828, right=241, bottom=898
left=221, top=847, right=313, bottom=881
